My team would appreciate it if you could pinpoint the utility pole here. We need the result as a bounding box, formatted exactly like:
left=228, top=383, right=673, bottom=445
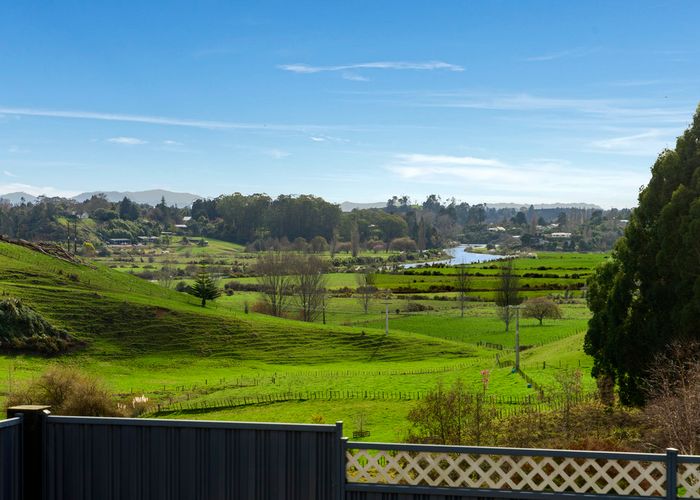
left=383, top=291, right=390, bottom=336
left=509, top=305, right=523, bottom=371
left=515, top=305, right=520, bottom=371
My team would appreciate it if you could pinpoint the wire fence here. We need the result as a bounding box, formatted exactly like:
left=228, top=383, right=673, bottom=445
left=150, top=388, right=599, bottom=418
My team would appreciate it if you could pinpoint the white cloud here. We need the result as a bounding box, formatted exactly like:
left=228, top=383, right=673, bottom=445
left=0, top=106, right=363, bottom=133
left=163, top=139, right=183, bottom=146
left=265, top=149, right=291, bottom=159
left=8, top=146, right=29, bottom=154
left=0, top=183, right=79, bottom=198
left=386, top=153, right=647, bottom=208
left=3, top=170, right=17, bottom=177
left=522, top=47, right=599, bottom=62
left=342, top=72, right=370, bottom=82
left=278, top=60, right=464, bottom=74
left=108, top=136, right=147, bottom=145
left=590, top=129, right=676, bottom=155
left=310, top=136, right=326, bottom=142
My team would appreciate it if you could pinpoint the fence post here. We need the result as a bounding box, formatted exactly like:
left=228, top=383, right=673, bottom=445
left=335, top=421, right=346, bottom=500
left=666, top=447, right=678, bottom=500
left=7, top=405, right=51, bottom=500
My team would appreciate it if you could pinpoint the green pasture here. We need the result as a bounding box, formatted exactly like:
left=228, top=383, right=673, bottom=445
left=0, top=241, right=601, bottom=441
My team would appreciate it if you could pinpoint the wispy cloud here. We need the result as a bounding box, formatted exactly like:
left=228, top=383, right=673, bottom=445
left=365, top=90, right=693, bottom=124
left=0, top=106, right=355, bottom=133
left=308, top=134, right=349, bottom=143
left=265, top=149, right=291, bottom=159
left=278, top=60, right=464, bottom=75
left=163, top=139, right=183, bottom=146
left=8, top=146, right=29, bottom=154
left=3, top=170, right=17, bottom=178
left=342, top=72, right=370, bottom=82
left=589, top=129, right=676, bottom=155
left=522, top=47, right=599, bottom=62
left=108, top=136, right=147, bottom=145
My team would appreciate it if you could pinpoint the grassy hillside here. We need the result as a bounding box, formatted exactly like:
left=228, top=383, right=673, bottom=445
left=0, top=241, right=597, bottom=442
left=0, top=241, right=471, bottom=363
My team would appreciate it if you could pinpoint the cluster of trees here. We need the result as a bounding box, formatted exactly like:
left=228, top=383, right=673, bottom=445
left=0, top=189, right=629, bottom=253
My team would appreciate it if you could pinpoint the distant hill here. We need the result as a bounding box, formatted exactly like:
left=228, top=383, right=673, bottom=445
left=0, top=192, right=38, bottom=204
left=72, top=189, right=204, bottom=207
left=485, top=202, right=602, bottom=210
left=340, top=201, right=387, bottom=212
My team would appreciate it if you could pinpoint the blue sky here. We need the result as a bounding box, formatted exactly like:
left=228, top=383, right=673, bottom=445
left=1, top=1, right=699, bottom=208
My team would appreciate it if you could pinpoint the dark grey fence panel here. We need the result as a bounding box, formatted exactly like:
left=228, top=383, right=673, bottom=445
left=0, top=418, right=22, bottom=500
left=44, top=416, right=341, bottom=500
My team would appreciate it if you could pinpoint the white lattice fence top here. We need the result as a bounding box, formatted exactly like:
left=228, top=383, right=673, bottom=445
left=346, top=448, right=668, bottom=496
left=678, top=463, right=700, bottom=498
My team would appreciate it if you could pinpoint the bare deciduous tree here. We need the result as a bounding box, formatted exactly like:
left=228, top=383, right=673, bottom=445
left=495, top=258, right=521, bottom=331
left=356, top=269, right=377, bottom=314
left=254, top=252, right=294, bottom=317
left=454, top=265, right=471, bottom=318
left=293, top=255, right=328, bottom=322
left=644, top=341, right=700, bottom=454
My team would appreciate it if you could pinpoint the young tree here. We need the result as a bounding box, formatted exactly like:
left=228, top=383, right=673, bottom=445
left=293, top=255, right=328, bottom=322
left=454, top=265, right=471, bottom=318
left=356, top=269, right=377, bottom=314
left=522, top=297, right=562, bottom=325
left=187, top=271, right=221, bottom=307
left=254, top=252, right=293, bottom=317
left=495, top=258, right=521, bottom=331
left=350, top=220, right=360, bottom=257
left=407, top=379, right=498, bottom=446
left=158, top=264, right=175, bottom=289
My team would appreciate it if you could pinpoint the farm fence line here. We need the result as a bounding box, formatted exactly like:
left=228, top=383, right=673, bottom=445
left=150, top=388, right=599, bottom=417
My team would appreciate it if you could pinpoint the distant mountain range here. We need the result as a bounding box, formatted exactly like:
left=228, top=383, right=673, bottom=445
left=484, top=202, right=602, bottom=210
left=339, top=201, right=387, bottom=212
left=72, top=189, right=202, bottom=207
left=0, top=189, right=203, bottom=207
left=0, top=190, right=603, bottom=211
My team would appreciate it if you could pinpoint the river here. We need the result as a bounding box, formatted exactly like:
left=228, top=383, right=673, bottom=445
left=402, top=244, right=504, bottom=268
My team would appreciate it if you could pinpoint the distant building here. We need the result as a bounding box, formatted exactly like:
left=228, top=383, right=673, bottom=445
left=137, top=236, right=159, bottom=243
left=107, top=238, right=132, bottom=245
left=487, top=226, right=506, bottom=232
left=550, top=232, right=572, bottom=239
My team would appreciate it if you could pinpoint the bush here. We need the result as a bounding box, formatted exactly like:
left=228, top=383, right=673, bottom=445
left=405, top=302, right=434, bottom=312
left=6, top=366, right=122, bottom=416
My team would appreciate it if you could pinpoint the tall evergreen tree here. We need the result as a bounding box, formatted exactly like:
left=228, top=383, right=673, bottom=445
left=187, top=271, right=221, bottom=307
left=585, top=105, right=700, bottom=405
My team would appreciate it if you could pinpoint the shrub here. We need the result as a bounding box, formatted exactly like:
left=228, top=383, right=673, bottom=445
left=405, top=302, right=434, bottom=312
left=6, top=366, right=121, bottom=417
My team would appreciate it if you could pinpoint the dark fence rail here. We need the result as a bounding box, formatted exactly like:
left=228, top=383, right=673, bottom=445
left=2, top=407, right=700, bottom=500
left=43, top=416, right=343, bottom=500
left=0, top=417, right=21, bottom=500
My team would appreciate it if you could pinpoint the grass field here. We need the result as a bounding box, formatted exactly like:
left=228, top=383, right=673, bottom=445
left=0, top=241, right=601, bottom=442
